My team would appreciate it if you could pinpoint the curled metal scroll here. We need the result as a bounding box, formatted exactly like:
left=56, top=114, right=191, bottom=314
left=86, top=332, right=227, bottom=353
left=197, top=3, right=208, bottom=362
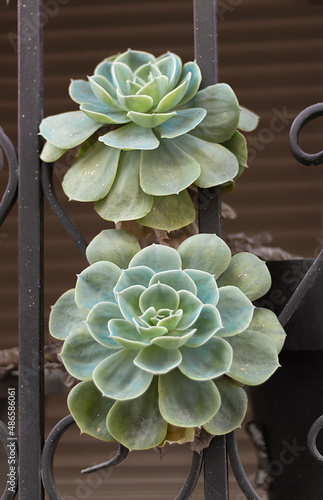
left=41, top=161, right=87, bottom=257
left=0, top=128, right=18, bottom=227
left=227, top=431, right=263, bottom=500
left=289, top=103, right=323, bottom=166
left=0, top=420, right=18, bottom=500
left=42, top=413, right=203, bottom=499
left=307, top=415, right=323, bottom=463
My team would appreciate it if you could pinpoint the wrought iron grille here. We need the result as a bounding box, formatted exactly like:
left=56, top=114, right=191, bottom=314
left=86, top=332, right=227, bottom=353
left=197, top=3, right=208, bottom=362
left=1, top=1, right=323, bottom=499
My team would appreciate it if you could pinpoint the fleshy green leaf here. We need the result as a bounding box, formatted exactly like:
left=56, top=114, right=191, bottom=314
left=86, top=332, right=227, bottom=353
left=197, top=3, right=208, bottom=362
left=138, top=189, right=196, bottom=232
left=115, top=266, right=155, bottom=293
left=154, top=74, right=191, bottom=112
left=93, top=348, right=153, bottom=400
left=226, top=330, right=279, bottom=385
left=204, top=377, right=248, bottom=435
left=184, top=269, right=219, bottom=305
left=136, top=76, right=169, bottom=107
left=88, top=75, right=122, bottom=109
left=139, top=283, right=180, bottom=313
left=246, top=308, right=286, bottom=354
left=116, top=285, right=145, bottom=322
left=133, top=320, right=168, bottom=340
left=80, top=103, right=129, bottom=125
left=117, top=90, right=153, bottom=113
left=69, top=79, right=102, bottom=105
left=156, top=53, right=182, bottom=91
left=115, top=49, right=156, bottom=72
left=94, top=59, right=115, bottom=87
left=40, top=141, right=67, bottom=162
left=179, top=336, right=233, bottom=380
left=61, top=327, right=112, bottom=380
left=86, top=302, right=123, bottom=348
left=159, top=369, right=221, bottom=427
left=176, top=61, right=202, bottom=106
left=134, top=62, right=161, bottom=82
left=151, top=329, right=195, bottom=349
left=62, top=141, right=120, bottom=202
left=238, top=107, right=259, bottom=132
left=186, top=83, right=240, bottom=143
left=95, top=150, right=153, bottom=223
left=185, top=304, right=223, bottom=347
left=176, top=290, right=202, bottom=330
left=111, top=61, right=134, bottom=94
left=99, top=122, right=159, bottom=150
left=173, top=134, right=239, bottom=188
left=140, top=139, right=201, bottom=196
left=129, top=243, right=181, bottom=272
left=217, top=252, right=271, bottom=301
left=75, top=261, right=121, bottom=313
left=86, top=229, right=141, bottom=268
left=128, top=110, right=176, bottom=129
left=149, top=270, right=197, bottom=294
left=156, top=310, right=183, bottom=331
left=216, top=286, right=254, bottom=337
left=39, top=111, right=103, bottom=149
left=155, top=109, right=206, bottom=139
left=107, top=377, right=167, bottom=450
left=178, top=234, right=231, bottom=279
left=49, top=289, right=86, bottom=340
left=109, top=319, right=151, bottom=349
left=68, top=380, right=115, bottom=441
left=134, top=344, right=182, bottom=374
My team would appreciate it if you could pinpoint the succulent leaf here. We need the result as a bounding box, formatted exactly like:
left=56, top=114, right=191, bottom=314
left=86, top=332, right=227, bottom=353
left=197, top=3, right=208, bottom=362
left=49, top=289, right=86, bottom=340
left=86, top=302, right=124, bottom=348
left=86, top=229, right=141, bottom=268
left=216, top=286, right=254, bottom=337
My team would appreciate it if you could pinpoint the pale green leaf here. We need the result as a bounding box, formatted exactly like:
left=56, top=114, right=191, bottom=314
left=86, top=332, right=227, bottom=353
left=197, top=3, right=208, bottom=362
left=156, top=53, right=182, bottom=91
left=140, top=139, right=200, bottom=196
left=149, top=270, right=197, bottom=294
left=115, top=266, right=155, bottom=293
left=216, top=286, right=254, bottom=337
left=68, top=380, right=115, bottom=441
left=75, top=261, right=121, bottom=313
left=88, top=76, right=123, bottom=109
left=107, top=377, right=167, bottom=450
left=115, top=49, right=156, bottom=72
left=86, top=229, right=141, bottom=268
left=159, top=369, right=221, bottom=427
left=176, top=290, right=202, bottom=330
left=139, top=283, right=180, bottom=313
left=117, top=90, right=153, bottom=113
left=154, top=74, right=191, bottom=112
left=80, top=103, right=129, bottom=125
left=128, top=110, right=176, bottom=129
left=136, top=75, right=169, bottom=107
left=40, top=141, right=67, bottom=162
left=61, top=327, right=112, bottom=380
left=109, top=319, right=151, bottom=349
left=226, top=330, right=279, bottom=385
left=69, top=79, right=101, bottom=105
left=86, top=302, right=123, bottom=348
left=129, top=243, right=181, bottom=272
left=185, top=304, right=223, bottom=347
left=95, top=150, right=153, bottom=223
left=138, top=190, right=196, bottom=232
left=246, top=308, right=286, bottom=354
left=176, top=61, right=202, bottom=106
left=49, top=289, right=86, bottom=340
left=178, top=234, right=231, bottom=278
left=179, top=336, right=233, bottom=380
left=134, top=344, right=182, bottom=374
left=217, top=252, right=271, bottom=301
left=204, top=377, right=248, bottom=435
left=238, top=107, right=259, bottom=132
left=151, top=329, right=195, bottom=349
left=184, top=269, right=219, bottom=305
left=93, top=348, right=153, bottom=400
left=99, top=122, right=159, bottom=150
left=39, top=111, right=102, bottom=149
left=116, top=285, right=145, bottom=323
left=111, top=62, right=134, bottom=94
left=62, top=141, right=120, bottom=202
left=155, top=109, right=206, bottom=139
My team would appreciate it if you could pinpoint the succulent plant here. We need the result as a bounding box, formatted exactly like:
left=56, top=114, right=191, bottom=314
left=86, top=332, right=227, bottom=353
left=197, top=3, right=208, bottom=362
left=49, top=229, right=285, bottom=450
left=39, top=49, right=258, bottom=231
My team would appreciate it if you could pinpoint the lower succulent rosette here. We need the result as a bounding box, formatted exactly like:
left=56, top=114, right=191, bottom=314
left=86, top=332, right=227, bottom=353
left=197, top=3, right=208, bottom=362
left=49, top=230, right=286, bottom=450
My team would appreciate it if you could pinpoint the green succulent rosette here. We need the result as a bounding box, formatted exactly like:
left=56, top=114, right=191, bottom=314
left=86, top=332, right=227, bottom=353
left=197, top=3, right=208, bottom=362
left=49, top=229, right=285, bottom=450
left=39, top=49, right=258, bottom=231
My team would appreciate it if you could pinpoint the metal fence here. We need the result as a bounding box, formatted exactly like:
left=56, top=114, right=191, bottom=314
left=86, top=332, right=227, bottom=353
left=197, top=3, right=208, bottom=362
left=1, top=0, right=323, bottom=499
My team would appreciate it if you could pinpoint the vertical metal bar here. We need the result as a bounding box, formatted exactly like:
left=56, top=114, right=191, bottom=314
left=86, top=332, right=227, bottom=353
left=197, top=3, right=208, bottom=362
left=18, top=1, right=44, bottom=499
left=193, top=0, right=228, bottom=498
left=194, top=0, right=222, bottom=236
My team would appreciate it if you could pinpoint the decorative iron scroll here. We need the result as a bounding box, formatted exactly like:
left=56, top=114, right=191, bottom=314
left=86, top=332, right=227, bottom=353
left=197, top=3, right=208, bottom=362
left=0, top=421, right=18, bottom=500
left=290, top=103, right=323, bottom=468
left=0, top=128, right=18, bottom=226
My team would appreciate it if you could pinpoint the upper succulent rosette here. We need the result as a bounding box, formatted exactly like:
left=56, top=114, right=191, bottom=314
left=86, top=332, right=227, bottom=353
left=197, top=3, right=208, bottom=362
left=39, top=49, right=258, bottom=231
left=49, top=230, right=285, bottom=450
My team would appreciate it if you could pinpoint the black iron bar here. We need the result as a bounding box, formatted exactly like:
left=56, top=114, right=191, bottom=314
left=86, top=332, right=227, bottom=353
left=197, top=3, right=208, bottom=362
left=17, top=0, right=44, bottom=498
left=194, top=0, right=221, bottom=237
